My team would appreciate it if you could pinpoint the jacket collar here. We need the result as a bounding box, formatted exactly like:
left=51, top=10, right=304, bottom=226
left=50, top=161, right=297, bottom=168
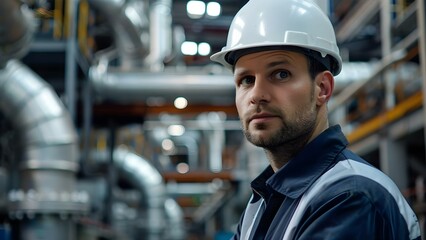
left=251, top=125, right=348, bottom=200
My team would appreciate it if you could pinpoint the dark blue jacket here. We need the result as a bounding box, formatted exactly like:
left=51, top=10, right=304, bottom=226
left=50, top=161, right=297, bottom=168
left=232, top=125, right=421, bottom=240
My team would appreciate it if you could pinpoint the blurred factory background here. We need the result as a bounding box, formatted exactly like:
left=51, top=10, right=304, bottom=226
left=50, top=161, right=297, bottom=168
left=0, top=0, right=425, bottom=239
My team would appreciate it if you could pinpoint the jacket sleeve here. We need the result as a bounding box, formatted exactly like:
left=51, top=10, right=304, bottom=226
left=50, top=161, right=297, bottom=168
left=293, top=190, right=419, bottom=240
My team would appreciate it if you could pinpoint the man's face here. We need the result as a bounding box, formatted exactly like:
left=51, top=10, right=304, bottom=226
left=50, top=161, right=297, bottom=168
left=234, top=50, right=319, bottom=149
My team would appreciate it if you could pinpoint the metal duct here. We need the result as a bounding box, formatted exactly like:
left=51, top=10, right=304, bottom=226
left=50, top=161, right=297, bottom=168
left=88, top=0, right=150, bottom=69
left=92, top=146, right=184, bottom=239
left=90, top=58, right=235, bottom=104
left=0, top=0, right=34, bottom=65
left=0, top=60, right=88, bottom=239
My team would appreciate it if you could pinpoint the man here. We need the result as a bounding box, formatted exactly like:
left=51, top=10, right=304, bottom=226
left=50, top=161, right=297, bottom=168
left=210, top=0, right=421, bottom=239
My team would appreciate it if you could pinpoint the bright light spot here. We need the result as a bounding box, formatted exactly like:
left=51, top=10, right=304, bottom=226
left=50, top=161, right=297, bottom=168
left=168, top=125, right=185, bottom=136
left=174, top=97, right=188, bottom=109
left=259, top=21, right=266, bottom=37
left=187, top=1, right=205, bottom=19
left=181, top=41, right=197, bottom=55
left=176, top=162, right=189, bottom=174
left=162, top=139, right=174, bottom=151
left=198, top=42, right=211, bottom=56
left=206, top=2, right=221, bottom=17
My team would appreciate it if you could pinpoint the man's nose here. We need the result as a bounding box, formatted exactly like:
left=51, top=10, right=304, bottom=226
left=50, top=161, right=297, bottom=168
left=249, top=78, right=271, bottom=105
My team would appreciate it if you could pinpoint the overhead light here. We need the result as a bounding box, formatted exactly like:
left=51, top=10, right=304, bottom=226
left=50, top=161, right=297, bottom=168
left=198, top=42, right=211, bottom=56
left=162, top=139, right=175, bottom=151
left=181, top=41, right=197, bottom=56
left=174, top=97, right=188, bottom=109
left=168, top=125, right=185, bottom=136
left=206, top=2, right=221, bottom=17
left=176, top=162, right=189, bottom=174
left=187, top=0, right=205, bottom=19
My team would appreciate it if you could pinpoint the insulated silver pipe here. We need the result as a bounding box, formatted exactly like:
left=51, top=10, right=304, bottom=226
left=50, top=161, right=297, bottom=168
left=0, top=60, right=87, bottom=239
left=144, top=0, right=172, bottom=71
left=88, top=0, right=234, bottom=104
left=91, top=146, right=185, bottom=239
left=0, top=60, right=79, bottom=188
left=0, top=0, right=34, bottom=65
left=88, top=0, right=150, bottom=68
left=90, top=60, right=235, bottom=104
left=114, top=147, right=166, bottom=240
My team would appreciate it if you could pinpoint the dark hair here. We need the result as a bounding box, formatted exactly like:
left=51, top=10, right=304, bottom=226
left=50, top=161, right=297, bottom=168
left=307, top=55, right=328, bottom=79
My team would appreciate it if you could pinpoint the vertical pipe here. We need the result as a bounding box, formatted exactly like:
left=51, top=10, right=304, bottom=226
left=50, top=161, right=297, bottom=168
left=381, top=0, right=392, bottom=57
left=104, top=124, right=117, bottom=225
left=381, top=0, right=395, bottom=109
left=145, top=0, right=172, bottom=71
left=418, top=0, right=426, bottom=165
left=65, top=0, right=78, bottom=122
left=81, top=81, right=93, bottom=176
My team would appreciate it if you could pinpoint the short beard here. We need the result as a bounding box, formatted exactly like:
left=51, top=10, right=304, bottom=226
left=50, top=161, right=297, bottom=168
left=243, top=110, right=316, bottom=152
left=242, top=85, right=317, bottom=160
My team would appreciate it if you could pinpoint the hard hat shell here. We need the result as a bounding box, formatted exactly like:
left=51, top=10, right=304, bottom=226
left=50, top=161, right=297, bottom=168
left=210, top=0, right=342, bottom=75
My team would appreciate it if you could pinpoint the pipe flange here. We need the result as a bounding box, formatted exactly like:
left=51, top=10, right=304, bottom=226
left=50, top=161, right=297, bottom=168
left=7, top=189, right=90, bottom=216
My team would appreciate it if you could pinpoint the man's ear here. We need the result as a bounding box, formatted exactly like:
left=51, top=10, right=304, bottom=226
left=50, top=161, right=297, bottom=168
left=316, top=71, right=334, bottom=106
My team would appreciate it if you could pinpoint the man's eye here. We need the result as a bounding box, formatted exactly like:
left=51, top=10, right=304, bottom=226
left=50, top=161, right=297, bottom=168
left=274, top=70, right=290, bottom=80
left=240, top=76, right=255, bottom=86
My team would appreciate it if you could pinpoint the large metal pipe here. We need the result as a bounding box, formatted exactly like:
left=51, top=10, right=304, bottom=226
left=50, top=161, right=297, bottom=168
left=90, top=57, right=235, bottom=104
left=88, top=0, right=173, bottom=70
left=0, top=60, right=87, bottom=239
left=88, top=0, right=150, bottom=69
left=87, top=0, right=235, bottom=103
left=92, top=146, right=185, bottom=239
left=114, top=147, right=166, bottom=240
left=0, top=0, right=34, bottom=65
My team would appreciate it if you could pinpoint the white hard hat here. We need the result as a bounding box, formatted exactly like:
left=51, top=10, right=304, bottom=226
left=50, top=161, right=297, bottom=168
left=210, top=0, right=342, bottom=75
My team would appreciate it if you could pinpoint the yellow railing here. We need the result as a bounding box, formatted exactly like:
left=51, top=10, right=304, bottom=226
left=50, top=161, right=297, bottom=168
left=347, top=91, right=423, bottom=143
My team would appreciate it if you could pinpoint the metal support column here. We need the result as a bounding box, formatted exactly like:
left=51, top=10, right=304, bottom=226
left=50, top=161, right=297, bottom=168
left=380, top=138, right=408, bottom=190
